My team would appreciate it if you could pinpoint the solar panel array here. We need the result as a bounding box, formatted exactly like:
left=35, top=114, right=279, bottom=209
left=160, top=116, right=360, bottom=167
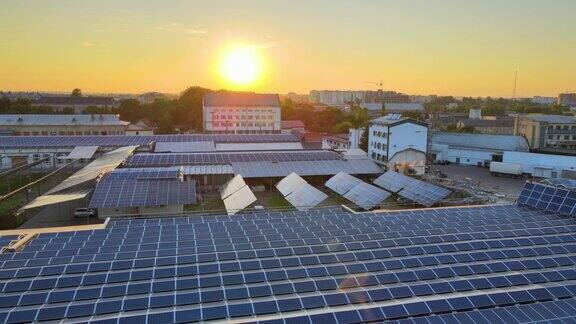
left=373, top=171, right=452, bottom=207
left=88, top=178, right=196, bottom=209
left=1, top=205, right=576, bottom=322
left=0, top=134, right=300, bottom=149
left=517, top=181, right=576, bottom=216
left=126, top=151, right=341, bottom=167
left=231, top=159, right=383, bottom=178
left=325, top=172, right=390, bottom=210
left=106, top=167, right=181, bottom=181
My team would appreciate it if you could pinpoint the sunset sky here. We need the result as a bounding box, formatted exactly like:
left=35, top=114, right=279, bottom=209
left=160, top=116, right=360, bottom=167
left=1, top=0, right=575, bottom=97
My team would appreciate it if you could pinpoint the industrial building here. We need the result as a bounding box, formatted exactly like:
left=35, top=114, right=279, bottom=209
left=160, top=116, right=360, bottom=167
left=368, top=115, right=428, bottom=174
left=456, top=117, right=515, bottom=135
left=514, top=114, right=576, bottom=153
left=0, top=114, right=128, bottom=136
left=203, top=92, right=281, bottom=134
left=33, top=96, right=119, bottom=114
left=431, top=132, right=529, bottom=166
left=503, top=151, right=576, bottom=179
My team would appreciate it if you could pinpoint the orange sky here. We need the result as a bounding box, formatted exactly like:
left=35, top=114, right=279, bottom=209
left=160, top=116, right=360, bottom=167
left=0, top=0, right=575, bottom=97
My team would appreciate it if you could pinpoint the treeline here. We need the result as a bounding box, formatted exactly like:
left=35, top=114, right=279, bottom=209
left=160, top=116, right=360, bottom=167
left=425, top=96, right=570, bottom=116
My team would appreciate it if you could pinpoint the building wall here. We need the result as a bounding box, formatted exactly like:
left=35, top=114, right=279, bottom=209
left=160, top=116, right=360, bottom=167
left=203, top=106, right=281, bottom=134
left=514, top=116, right=576, bottom=151
left=0, top=147, right=96, bottom=169
left=349, top=128, right=364, bottom=149
left=503, top=151, right=576, bottom=178
left=125, top=129, right=154, bottom=136
left=322, top=138, right=350, bottom=149
left=368, top=121, right=428, bottom=166
left=389, top=150, right=426, bottom=175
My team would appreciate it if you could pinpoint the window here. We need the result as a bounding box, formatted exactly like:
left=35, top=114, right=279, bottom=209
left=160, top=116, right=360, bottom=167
left=563, top=125, right=569, bottom=130
left=555, top=125, right=561, bottom=130
left=548, top=135, right=553, bottom=140
left=564, top=135, right=569, bottom=140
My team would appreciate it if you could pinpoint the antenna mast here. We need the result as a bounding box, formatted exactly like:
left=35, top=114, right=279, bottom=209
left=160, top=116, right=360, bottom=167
left=512, top=69, right=518, bottom=100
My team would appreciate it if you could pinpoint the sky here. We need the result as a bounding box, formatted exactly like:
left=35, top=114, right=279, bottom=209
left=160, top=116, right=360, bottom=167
left=0, top=0, right=575, bottom=97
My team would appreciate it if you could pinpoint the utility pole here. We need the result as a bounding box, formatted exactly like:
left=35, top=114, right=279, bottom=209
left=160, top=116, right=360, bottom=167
left=512, top=69, right=518, bottom=100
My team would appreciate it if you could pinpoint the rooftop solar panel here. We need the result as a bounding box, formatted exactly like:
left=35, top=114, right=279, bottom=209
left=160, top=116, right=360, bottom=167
left=88, top=178, right=196, bottom=209
left=1, top=204, right=576, bottom=322
left=325, top=171, right=363, bottom=195
left=398, top=181, right=452, bottom=207
left=126, top=151, right=342, bottom=167
left=276, top=173, right=327, bottom=211
left=0, top=134, right=300, bottom=149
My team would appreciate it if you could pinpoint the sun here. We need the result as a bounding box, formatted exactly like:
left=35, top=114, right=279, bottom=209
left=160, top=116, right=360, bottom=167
left=220, top=46, right=261, bottom=86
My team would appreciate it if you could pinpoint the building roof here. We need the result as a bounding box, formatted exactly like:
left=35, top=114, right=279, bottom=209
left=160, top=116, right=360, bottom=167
left=323, top=133, right=349, bottom=144
left=432, top=132, right=530, bottom=152
left=0, top=114, right=128, bottom=126
left=203, top=92, right=280, bottom=107
left=1, top=204, right=575, bottom=322
left=458, top=118, right=514, bottom=128
left=371, top=114, right=428, bottom=127
left=384, top=102, right=425, bottom=112
left=523, top=114, right=576, bottom=124
left=35, top=96, right=116, bottom=106
left=281, top=120, right=306, bottom=129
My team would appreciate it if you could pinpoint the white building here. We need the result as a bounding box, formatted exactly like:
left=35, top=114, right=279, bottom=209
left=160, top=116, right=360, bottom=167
left=203, top=92, right=281, bottom=134
left=431, top=132, right=529, bottom=166
left=368, top=115, right=429, bottom=174
left=349, top=128, right=364, bottom=149
left=503, top=151, right=576, bottom=179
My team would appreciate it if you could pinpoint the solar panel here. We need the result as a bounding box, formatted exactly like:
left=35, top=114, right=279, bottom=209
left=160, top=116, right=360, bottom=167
left=106, top=167, right=181, bottom=180
left=398, top=181, right=452, bottom=207
left=542, top=178, right=576, bottom=190
left=325, top=172, right=363, bottom=195
left=0, top=134, right=301, bottom=149
left=2, top=204, right=576, bottom=322
left=126, top=151, right=342, bottom=167
left=517, top=181, right=576, bottom=216
left=325, top=172, right=391, bottom=210
left=220, top=175, right=257, bottom=215
left=373, top=170, right=418, bottom=192
left=342, top=182, right=391, bottom=210
left=88, top=178, right=196, bottom=209
left=276, top=173, right=327, bottom=211
left=231, top=159, right=382, bottom=178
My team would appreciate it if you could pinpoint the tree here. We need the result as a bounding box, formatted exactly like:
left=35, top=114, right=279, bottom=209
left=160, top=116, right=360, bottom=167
left=359, top=126, right=369, bottom=152
left=157, top=112, right=174, bottom=134
left=401, top=110, right=423, bottom=120
left=332, top=121, right=354, bottom=134
left=71, top=89, right=82, bottom=97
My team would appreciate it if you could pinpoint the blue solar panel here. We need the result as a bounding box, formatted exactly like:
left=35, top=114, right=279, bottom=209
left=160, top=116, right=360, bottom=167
left=0, top=204, right=576, bottom=322
left=517, top=181, right=576, bottom=216
left=0, top=134, right=300, bottom=149
left=126, top=151, right=342, bottom=167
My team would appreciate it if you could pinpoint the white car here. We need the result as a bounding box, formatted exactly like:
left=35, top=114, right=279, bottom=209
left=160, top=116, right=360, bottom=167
left=74, top=208, right=95, bottom=218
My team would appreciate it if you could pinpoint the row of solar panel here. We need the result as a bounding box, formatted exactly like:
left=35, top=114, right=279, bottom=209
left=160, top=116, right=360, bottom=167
left=105, top=168, right=181, bottom=180
left=0, top=134, right=300, bottom=148
left=20, top=214, right=571, bottom=252
left=1, top=279, right=574, bottom=323
left=13, top=219, right=575, bottom=260
left=126, top=151, right=341, bottom=167
left=9, top=218, right=572, bottom=267
left=3, top=252, right=575, bottom=299
left=517, top=182, right=576, bottom=216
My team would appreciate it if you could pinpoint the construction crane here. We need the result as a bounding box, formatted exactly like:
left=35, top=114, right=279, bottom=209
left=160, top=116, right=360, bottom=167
left=366, top=80, right=383, bottom=91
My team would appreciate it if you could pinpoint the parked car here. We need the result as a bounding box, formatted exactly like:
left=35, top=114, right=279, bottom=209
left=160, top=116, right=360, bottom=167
left=74, top=208, right=95, bottom=218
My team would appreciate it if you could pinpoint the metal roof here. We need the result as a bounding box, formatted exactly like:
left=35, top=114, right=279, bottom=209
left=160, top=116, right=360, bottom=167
left=523, top=114, right=576, bottom=124
left=204, top=92, right=280, bottom=107
left=432, top=132, right=530, bottom=152
left=384, top=103, right=425, bottom=112
left=0, top=114, right=128, bottom=126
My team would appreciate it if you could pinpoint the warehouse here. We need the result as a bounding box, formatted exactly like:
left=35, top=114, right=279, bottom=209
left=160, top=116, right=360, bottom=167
left=431, top=132, right=529, bottom=166
left=0, top=114, right=128, bottom=136
left=503, top=151, right=576, bottom=179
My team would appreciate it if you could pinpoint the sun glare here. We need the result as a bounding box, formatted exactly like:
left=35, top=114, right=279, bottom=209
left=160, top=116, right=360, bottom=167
left=220, top=46, right=261, bottom=86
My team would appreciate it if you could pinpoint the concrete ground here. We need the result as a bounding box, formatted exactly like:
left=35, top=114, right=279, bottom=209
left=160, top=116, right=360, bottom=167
left=430, top=164, right=526, bottom=203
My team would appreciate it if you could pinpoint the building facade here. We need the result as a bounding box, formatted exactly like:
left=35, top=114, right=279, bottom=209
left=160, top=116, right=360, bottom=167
left=368, top=115, right=428, bottom=174
left=558, top=93, right=576, bottom=107
left=0, top=114, right=128, bottom=136
left=203, top=92, right=281, bottom=134
left=322, top=134, right=350, bottom=149
left=514, top=114, right=576, bottom=152
left=456, top=118, right=515, bottom=135
left=33, top=96, right=119, bottom=114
